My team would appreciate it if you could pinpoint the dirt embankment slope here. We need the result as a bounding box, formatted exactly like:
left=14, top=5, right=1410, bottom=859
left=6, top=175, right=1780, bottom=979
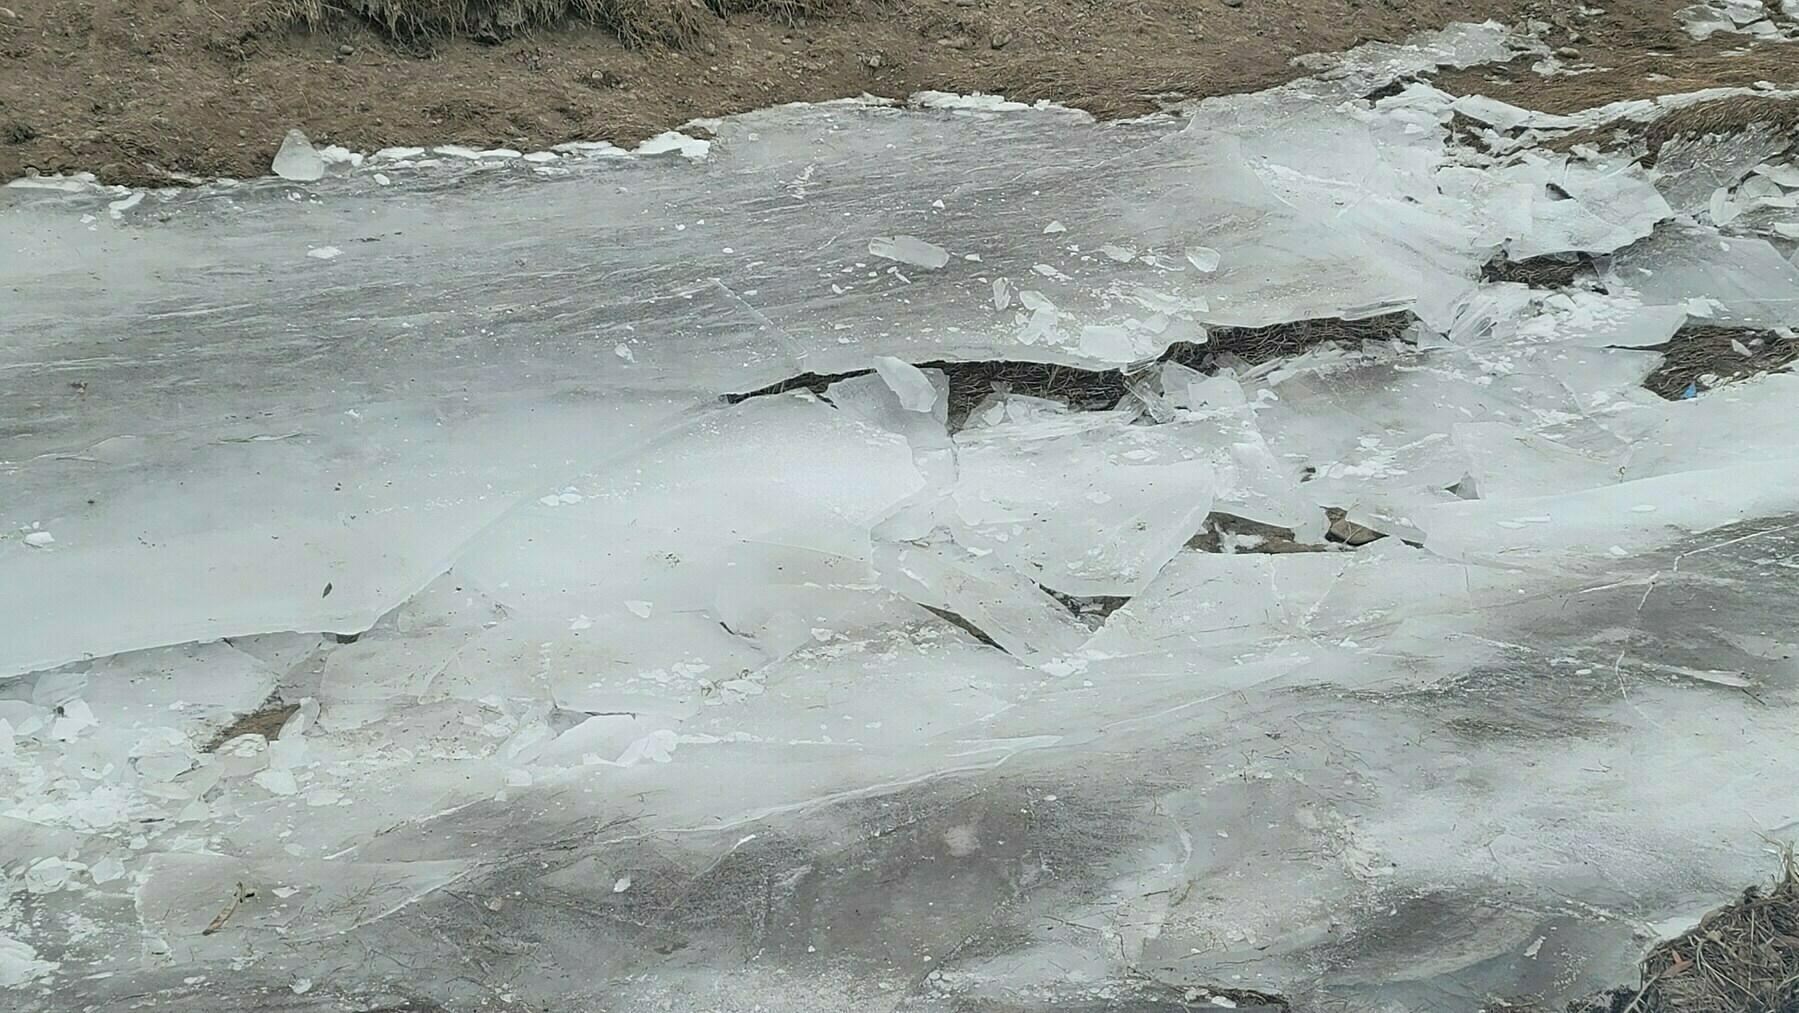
left=6, top=0, right=1782, bottom=186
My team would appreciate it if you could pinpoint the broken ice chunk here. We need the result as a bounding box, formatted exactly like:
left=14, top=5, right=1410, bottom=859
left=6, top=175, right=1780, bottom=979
left=272, top=129, right=326, bottom=182
left=874, top=540, right=1091, bottom=666
left=868, top=235, right=951, bottom=269
left=1709, top=187, right=1741, bottom=227
left=1754, top=162, right=1799, bottom=189
left=1610, top=226, right=1799, bottom=328
left=1043, top=220, right=1067, bottom=234
left=1185, top=246, right=1223, bottom=273
left=23, top=530, right=53, bottom=547
left=872, top=356, right=939, bottom=413
left=0, top=935, right=57, bottom=987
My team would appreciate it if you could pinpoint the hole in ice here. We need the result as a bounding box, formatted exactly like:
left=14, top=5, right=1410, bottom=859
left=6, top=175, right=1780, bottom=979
left=1187, top=512, right=1333, bottom=555
left=203, top=699, right=300, bottom=753
left=1186, top=509, right=1390, bottom=554
left=920, top=605, right=1006, bottom=650
left=1480, top=251, right=1595, bottom=289
left=1633, top=323, right=1798, bottom=399
left=723, top=313, right=1418, bottom=430
left=1039, top=587, right=1131, bottom=627
left=1324, top=507, right=1388, bottom=547
left=1361, top=77, right=1416, bottom=102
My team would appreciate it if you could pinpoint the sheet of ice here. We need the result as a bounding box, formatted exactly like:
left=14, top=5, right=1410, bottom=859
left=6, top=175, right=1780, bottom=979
left=1608, top=225, right=1799, bottom=327
left=14, top=30, right=1799, bottom=1013
left=946, top=411, right=1216, bottom=597
left=8, top=77, right=1571, bottom=677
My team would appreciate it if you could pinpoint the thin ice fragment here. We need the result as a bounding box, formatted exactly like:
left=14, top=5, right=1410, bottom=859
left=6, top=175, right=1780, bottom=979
left=1185, top=246, right=1222, bottom=273
left=872, top=356, right=939, bottom=412
left=868, top=235, right=951, bottom=269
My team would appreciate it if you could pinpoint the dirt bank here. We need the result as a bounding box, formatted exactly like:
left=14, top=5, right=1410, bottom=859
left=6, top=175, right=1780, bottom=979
left=6, top=0, right=1783, bottom=187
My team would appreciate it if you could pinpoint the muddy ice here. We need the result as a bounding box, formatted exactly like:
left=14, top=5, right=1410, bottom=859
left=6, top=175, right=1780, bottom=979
left=4, top=21, right=1799, bottom=1013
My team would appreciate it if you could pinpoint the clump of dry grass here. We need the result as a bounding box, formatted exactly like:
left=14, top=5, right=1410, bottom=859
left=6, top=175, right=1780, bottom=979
left=1640, top=324, right=1799, bottom=401
left=270, top=0, right=830, bottom=47
left=1482, top=252, right=1592, bottom=289
left=1167, top=311, right=1414, bottom=370
left=1570, top=856, right=1799, bottom=1013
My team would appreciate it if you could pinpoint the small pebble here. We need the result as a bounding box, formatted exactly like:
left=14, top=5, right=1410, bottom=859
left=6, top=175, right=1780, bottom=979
left=338, top=44, right=355, bottom=56
left=991, top=32, right=1013, bottom=49
left=1556, top=46, right=1580, bottom=57
left=1222, top=0, right=1244, bottom=7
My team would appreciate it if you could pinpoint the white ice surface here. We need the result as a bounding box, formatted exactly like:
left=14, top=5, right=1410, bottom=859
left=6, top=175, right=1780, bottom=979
left=5, top=23, right=1799, bottom=1013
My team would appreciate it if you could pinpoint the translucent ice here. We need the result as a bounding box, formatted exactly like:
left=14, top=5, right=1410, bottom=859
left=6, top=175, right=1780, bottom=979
left=868, top=235, right=952, bottom=269
left=271, top=129, right=325, bottom=182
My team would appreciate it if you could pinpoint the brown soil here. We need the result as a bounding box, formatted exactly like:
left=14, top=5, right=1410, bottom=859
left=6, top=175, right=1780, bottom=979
left=204, top=699, right=300, bottom=750
left=0, top=0, right=1761, bottom=188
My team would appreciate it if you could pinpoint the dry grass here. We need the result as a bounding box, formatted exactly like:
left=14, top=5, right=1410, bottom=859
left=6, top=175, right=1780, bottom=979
left=724, top=313, right=1417, bottom=428
left=1482, top=252, right=1593, bottom=289
left=269, top=0, right=829, bottom=46
left=1640, top=325, right=1799, bottom=401
left=1585, top=855, right=1799, bottom=1013
left=1171, top=311, right=1415, bottom=370
left=1643, top=95, right=1799, bottom=168
left=1543, top=94, right=1799, bottom=165
left=204, top=699, right=300, bottom=751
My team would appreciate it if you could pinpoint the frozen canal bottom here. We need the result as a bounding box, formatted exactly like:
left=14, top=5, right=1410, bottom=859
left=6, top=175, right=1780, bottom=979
left=4, top=21, right=1799, bottom=1013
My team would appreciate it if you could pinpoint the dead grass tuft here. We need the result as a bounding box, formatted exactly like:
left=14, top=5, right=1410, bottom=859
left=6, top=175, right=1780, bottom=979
left=1639, top=325, right=1799, bottom=400
left=204, top=700, right=300, bottom=752
left=268, top=0, right=831, bottom=47
left=1598, top=854, right=1799, bottom=1013
left=1169, top=311, right=1415, bottom=370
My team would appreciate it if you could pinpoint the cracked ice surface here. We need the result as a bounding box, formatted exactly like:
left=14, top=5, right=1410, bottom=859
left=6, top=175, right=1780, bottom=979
left=5, top=22, right=1799, bottom=1013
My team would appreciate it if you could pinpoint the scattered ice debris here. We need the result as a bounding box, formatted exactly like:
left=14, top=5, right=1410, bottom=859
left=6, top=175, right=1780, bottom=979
left=306, top=246, right=343, bottom=260
left=106, top=191, right=143, bottom=219
left=1043, top=220, right=1067, bottom=234
left=372, top=172, right=392, bottom=186
left=615, top=342, right=636, bottom=363
left=271, top=129, right=326, bottom=181
left=23, top=530, right=54, bottom=547
left=624, top=600, right=654, bottom=619
left=1676, top=0, right=1782, bottom=38
left=869, top=235, right=952, bottom=269
left=613, top=876, right=632, bottom=893
left=318, top=145, right=363, bottom=167
left=633, top=131, right=710, bottom=159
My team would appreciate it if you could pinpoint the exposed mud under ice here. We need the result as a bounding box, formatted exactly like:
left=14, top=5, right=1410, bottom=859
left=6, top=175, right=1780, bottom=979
left=4, top=20, right=1799, bottom=1013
